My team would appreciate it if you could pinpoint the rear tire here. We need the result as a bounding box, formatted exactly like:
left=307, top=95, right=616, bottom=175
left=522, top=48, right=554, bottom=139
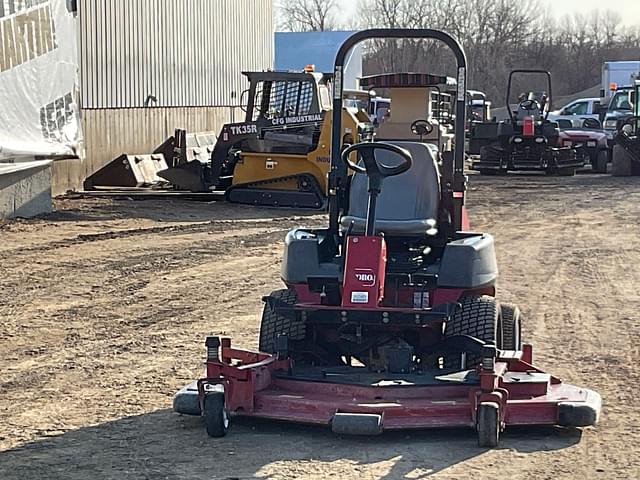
left=259, top=289, right=305, bottom=354
left=500, top=303, right=522, bottom=351
left=612, top=144, right=633, bottom=176
left=443, top=295, right=501, bottom=369
left=477, top=402, right=500, bottom=447
left=557, top=167, right=576, bottom=176
left=203, top=392, right=230, bottom=438
left=593, top=150, right=608, bottom=173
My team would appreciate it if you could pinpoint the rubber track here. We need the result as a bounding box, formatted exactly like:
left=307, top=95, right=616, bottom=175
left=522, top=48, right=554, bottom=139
left=259, top=289, right=306, bottom=353
left=444, top=295, right=499, bottom=367
left=226, top=173, right=325, bottom=209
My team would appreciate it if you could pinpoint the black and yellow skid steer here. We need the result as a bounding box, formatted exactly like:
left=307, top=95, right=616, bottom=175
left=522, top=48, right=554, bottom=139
left=158, top=69, right=372, bottom=208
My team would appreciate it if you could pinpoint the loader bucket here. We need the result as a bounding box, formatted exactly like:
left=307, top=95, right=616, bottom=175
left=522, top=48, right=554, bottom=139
left=157, top=160, right=208, bottom=192
left=84, top=154, right=169, bottom=189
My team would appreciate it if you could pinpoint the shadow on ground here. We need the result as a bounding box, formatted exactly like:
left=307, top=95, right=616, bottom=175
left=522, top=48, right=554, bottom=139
left=39, top=195, right=324, bottom=224
left=0, top=409, right=582, bottom=480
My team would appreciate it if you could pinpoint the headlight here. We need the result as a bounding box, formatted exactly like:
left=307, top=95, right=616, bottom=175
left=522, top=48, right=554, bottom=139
left=513, top=137, right=523, bottom=144
left=604, top=119, right=618, bottom=129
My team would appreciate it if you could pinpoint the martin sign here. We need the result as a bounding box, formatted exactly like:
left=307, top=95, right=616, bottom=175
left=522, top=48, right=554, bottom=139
left=0, top=0, right=80, bottom=160
left=0, top=0, right=58, bottom=73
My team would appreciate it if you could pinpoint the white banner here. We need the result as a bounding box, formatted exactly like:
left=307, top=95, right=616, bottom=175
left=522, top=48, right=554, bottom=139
left=0, top=0, right=80, bottom=160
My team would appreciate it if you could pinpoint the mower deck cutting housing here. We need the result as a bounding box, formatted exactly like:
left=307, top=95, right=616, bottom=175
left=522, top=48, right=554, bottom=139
left=174, top=338, right=600, bottom=442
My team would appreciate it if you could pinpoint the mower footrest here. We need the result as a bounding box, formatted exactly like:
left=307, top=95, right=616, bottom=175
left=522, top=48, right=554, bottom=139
left=558, top=388, right=602, bottom=427
left=332, top=413, right=382, bottom=435
left=173, top=381, right=201, bottom=416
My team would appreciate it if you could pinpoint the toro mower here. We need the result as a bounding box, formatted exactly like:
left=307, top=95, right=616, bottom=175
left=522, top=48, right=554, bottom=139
left=471, top=70, right=584, bottom=175
left=174, top=29, right=601, bottom=447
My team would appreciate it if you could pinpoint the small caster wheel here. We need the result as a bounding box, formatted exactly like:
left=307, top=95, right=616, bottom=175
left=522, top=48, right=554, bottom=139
left=203, top=392, right=230, bottom=437
left=477, top=402, right=500, bottom=447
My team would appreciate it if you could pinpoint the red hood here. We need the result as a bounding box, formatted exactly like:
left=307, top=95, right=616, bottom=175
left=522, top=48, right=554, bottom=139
left=559, top=130, right=607, bottom=141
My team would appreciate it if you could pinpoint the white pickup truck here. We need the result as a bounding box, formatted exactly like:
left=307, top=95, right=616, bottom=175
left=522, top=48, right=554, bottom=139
left=547, top=98, right=601, bottom=126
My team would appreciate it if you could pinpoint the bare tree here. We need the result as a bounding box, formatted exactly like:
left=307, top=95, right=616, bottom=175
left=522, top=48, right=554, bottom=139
left=355, top=0, right=640, bottom=102
left=278, top=0, right=339, bottom=32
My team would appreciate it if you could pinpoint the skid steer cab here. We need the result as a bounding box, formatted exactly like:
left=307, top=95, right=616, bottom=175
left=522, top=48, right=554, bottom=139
left=174, top=29, right=601, bottom=447
left=158, top=69, right=373, bottom=208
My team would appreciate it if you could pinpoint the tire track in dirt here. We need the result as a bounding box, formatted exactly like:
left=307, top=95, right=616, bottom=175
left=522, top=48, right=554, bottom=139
left=1, top=176, right=640, bottom=479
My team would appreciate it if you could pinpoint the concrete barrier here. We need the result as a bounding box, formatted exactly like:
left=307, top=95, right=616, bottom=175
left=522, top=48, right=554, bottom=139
left=0, top=160, right=53, bottom=219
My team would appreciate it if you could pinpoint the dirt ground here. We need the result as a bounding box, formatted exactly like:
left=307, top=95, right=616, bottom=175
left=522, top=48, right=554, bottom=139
left=1, top=173, right=639, bottom=479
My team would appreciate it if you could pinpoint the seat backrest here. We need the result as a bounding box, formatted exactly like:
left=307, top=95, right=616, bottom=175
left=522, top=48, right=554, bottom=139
left=346, top=141, right=440, bottom=222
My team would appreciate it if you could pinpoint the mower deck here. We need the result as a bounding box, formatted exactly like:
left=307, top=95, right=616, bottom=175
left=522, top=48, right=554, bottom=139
left=174, top=338, right=601, bottom=437
left=472, top=145, right=584, bottom=173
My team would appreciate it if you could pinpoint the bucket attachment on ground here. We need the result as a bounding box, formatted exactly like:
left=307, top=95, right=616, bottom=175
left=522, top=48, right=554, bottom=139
left=84, top=154, right=169, bottom=189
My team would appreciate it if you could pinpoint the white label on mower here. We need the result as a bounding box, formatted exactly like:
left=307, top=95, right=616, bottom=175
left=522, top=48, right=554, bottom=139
left=334, top=67, right=343, bottom=99
left=351, top=291, right=369, bottom=303
left=457, top=67, right=466, bottom=101
left=413, top=292, right=430, bottom=309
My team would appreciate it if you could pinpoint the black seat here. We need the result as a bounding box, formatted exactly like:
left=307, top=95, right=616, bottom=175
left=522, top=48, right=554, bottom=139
left=341, top=141, right=440, bottom=236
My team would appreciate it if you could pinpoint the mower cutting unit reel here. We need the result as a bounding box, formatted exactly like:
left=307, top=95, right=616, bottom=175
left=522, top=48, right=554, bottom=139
left=174, top=29, right=601, bottom=447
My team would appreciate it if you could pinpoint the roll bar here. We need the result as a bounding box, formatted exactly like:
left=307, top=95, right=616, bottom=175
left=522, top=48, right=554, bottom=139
left=506, top=70, right=553, bottom=123
left=329, top=29, right=468, bottom=234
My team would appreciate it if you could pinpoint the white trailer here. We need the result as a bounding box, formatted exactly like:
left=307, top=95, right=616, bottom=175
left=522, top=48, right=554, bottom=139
left=601, top=61, right=640, bottom=101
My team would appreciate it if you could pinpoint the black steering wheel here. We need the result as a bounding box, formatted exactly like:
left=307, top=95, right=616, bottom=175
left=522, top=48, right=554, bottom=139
left=341, top=142, right=413, bottom=180
left=411, top=119, right=434, bottom=137
left=582, top=118, right=601, bottom=129
left=620, top=116, right=640, bottom=136
left=520, top=99, right=540, bottom=112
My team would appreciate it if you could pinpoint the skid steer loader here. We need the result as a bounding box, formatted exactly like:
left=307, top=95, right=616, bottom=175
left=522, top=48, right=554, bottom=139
left=158, top=69, right=373, bottom=208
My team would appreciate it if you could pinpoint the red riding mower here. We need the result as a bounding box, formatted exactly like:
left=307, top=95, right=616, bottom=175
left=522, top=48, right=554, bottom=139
left=471, top=70, right=584, bottom=176
left=174, top=29, right=601, bottom=447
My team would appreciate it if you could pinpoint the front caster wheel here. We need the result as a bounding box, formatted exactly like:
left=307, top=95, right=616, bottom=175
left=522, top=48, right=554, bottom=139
left=477, top=402, right=500, bottom=447
left=203, top=392, right=230, bottom=437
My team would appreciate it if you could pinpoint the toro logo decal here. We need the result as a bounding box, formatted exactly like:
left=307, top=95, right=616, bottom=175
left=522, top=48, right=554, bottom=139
left=354, top=268, right=376, bottom=287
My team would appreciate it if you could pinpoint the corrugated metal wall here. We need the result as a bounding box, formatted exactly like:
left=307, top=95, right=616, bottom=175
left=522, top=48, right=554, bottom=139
left=79, top=0, right=274, bottom=109
left=77, top=106, right=239, bottom=191
left=62, top=0, right=274, bottom=193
